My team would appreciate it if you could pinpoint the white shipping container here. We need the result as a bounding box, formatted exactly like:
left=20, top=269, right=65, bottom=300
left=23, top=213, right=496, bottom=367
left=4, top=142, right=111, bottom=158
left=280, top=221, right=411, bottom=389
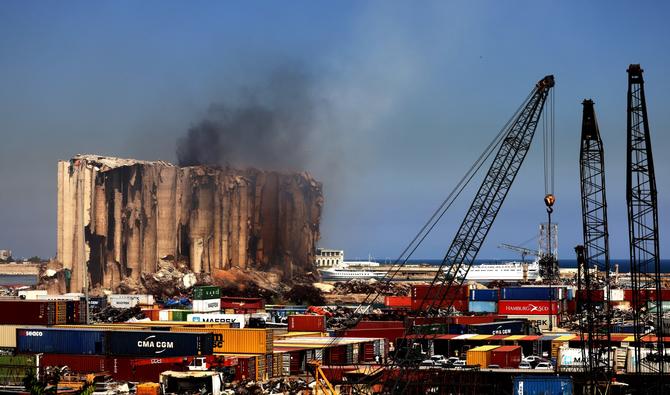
left=187, top=313, right=247, bottom=328
left=36, top=294, right=81, bottom=301
left=18, top=290, right=48, bottom=300
left=504, top=314, right=557, bottom=331
left=626, top=347, right=670, bottom=373
left=192, top=298, right=221, bottom=313
left=557, top=347, right=618, bottom=371
left=108, top=294, right=154, bottom=308
left=609, top=289, right=624, bottom=301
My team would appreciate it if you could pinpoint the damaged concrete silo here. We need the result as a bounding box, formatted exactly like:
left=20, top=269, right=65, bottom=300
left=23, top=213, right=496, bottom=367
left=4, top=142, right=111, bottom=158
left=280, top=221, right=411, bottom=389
left=57, top=154, right=323, bottom=292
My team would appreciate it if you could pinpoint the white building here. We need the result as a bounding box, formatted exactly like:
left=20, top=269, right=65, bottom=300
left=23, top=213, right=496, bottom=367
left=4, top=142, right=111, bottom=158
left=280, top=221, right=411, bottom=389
left=315, top=248, right=344, bottom=268
left=0, top=250, right=11, bottom=261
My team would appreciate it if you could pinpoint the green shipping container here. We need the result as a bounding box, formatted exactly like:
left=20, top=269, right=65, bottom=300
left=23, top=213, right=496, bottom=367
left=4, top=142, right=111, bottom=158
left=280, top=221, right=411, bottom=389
left=193, top=286, right=221, bottom=300
left=0, top=355, right=37, bottom=385
left=171, top=309, right=192, bottom=321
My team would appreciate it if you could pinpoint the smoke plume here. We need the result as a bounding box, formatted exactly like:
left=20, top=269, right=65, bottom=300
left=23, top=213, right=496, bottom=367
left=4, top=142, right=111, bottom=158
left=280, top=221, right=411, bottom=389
left=177, top=67, right=319, bottom=170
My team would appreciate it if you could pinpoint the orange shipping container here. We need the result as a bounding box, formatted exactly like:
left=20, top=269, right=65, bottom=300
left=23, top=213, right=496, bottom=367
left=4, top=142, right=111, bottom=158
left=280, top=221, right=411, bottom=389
left=136, top=383, right=160, bottom=395
left=466, top=345, right=498, bottom=367
left=172, top=327, right=273, bottom=354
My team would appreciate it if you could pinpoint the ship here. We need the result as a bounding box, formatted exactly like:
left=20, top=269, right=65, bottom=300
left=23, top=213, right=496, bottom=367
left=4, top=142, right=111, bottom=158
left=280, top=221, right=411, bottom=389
left=458, top=261, right=540, bottom=282
left=318, top=261, right=386, bottom=281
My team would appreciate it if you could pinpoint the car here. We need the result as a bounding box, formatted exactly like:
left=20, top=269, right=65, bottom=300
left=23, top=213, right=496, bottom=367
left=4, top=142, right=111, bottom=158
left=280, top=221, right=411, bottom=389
left=430, top=355, right=448, bottom=365
left=451, top=360, right=466, bottom=369
left=518, top=361, right=532, bottom=369
left=535, top=362, right=554, bottom=370
left=487, top=364, right=501, bottom=369
left=522, top=355, right=542, bottom=367
left=420, top=360, right=436, bottom=367
left=441, top=357, right=461, bottom=367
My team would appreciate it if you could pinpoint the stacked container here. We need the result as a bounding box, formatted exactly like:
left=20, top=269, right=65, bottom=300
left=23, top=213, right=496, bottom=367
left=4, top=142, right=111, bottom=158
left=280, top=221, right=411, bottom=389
left=490, top=345, right=522, bottom=368
left=288, top=315, right=326, bottom=332
left=411, top=284, right=468, bottom=312
left=108, top=294, right=155, bottom=308
left=499, top=286, right=561, bottom=328
left=465, top=345, right=498, bottom=367
left=192, top=286, right=222, bottom=313
left=188, top=313, right=247, bottom=328
left=0, top=300, right=67, bottom=325
left=171, top=327, right=273, bottom=354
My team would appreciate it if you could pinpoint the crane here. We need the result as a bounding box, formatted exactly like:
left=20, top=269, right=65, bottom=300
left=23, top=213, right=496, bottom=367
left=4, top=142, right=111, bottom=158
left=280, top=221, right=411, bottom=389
left=497, top=243, right=539, bottom=262
left=576, top=98, right=612, bottom=395
left=384, top=74, right=555, bottom=394
left=625, top=64, right=665, bottom=392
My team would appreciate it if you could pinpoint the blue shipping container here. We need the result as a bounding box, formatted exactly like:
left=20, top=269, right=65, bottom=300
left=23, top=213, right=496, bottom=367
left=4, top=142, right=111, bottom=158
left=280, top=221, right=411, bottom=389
left=501, top=287, right=559, bottom=301
left=513, top=375, right=573, bottom=395
left=16, top=328, right=106, bottom=355
left=469, top=289, right=499, bottom=301
left=468, top=301, right=497, bottom=313
left=468, top=320, right=526, bottom=335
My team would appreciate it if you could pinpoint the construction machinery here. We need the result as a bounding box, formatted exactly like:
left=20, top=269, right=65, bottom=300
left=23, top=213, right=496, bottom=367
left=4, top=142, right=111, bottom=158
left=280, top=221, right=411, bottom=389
left=625, top=64, right=665, bottom=393
left=576, top=98, right=613, bottom=394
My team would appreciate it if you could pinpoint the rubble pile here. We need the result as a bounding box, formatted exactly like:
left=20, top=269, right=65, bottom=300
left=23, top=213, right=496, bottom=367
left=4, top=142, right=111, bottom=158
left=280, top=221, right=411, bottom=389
left=331, top=280, right=410, bottom=296
left=92, top=305, right=145, bottom=323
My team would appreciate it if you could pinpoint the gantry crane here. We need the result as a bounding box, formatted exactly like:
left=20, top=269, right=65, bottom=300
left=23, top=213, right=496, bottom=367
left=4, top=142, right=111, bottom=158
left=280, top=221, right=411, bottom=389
left=625, top=64, right=665, bottom=392
left=576, top=98, right=612, bottom=395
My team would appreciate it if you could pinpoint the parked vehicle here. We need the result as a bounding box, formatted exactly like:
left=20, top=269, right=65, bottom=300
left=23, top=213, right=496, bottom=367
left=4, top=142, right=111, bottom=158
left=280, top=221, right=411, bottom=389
left=420, top=360, right=436, bottom=367
left=518, top=361, right=532, bottom=369
left=451, top=360, right=466, bottom=369
left=430, top=355, right=448, bottom=365
left=441, top=357, right=460, bottom=367
left=522, top=355, right=542, bottom=367
left=534, top=361, right=554, bottom=370
left=487, top=364, right=501, bottom=369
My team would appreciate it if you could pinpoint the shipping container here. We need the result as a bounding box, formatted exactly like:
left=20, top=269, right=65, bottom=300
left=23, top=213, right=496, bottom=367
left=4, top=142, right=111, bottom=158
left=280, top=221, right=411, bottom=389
left=466, top=345, right=498, bottom=367
left=18, top=290, right=48, bottom=300
left=0, top=300, right=66, bottom=325
left=220, top=296, right=265, bottom=310
left=450, top=315, right=504, bottom=325
left=341, top=328, right=405, bottom=344
left=498, top=300, right=560, bottom=315
left=577, top=289, right=604, bottom=302
left=223, top=354, right=259, bottom=381
left=513, top=375, right=573, bottom=395
left=142, top=308, right=161, bottom=321
left=503, top=314, right=557, bottom=331
left=647, top=301, right=670, bottom=313
left=500, top=287, right=560, bottom=300
left=136, top=382, right=161, bottom=395
left=384, top=296, right=411, bottom=308
left=411, top=299, right=468, bottom=312
left=17, top=328, right=106, bottom=354
left=609, top=289, right=624, bottom=301
left=288, top=315, right=326, bottom=332
left=353, top=321, right=405, bottom=329
left=193, top=286, right=221, bottom=300
left=412, top=284, right=468, bottom=301
left=0, top=325, right=34, bottom=348
left=39, top=354, right=192, bottom=382
left=188, top=313, right=247, bottom=328
left=468, top=320, right=527, bottom=335
left=557, top=347, right=618, bottom=372
left=0, top=354, right=37, bottom=385
left=469, top=289, right=499, bottom=301
left=173, top=327, right=273, bottom=354
left=107, top=330, right=213, bottom=357
left=468, top=301, right=497, bottom=313
left=490, top=345, right=521, bottom=368
left=625, top=347, right=670, bottom=373
left=192, top=299, right=221, bottom=313
left=108, top=294, right=155, bottom=308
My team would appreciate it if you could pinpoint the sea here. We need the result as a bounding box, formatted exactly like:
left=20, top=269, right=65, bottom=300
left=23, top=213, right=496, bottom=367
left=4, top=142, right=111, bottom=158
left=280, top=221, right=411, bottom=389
left=400, top=258, right=670, bottom=273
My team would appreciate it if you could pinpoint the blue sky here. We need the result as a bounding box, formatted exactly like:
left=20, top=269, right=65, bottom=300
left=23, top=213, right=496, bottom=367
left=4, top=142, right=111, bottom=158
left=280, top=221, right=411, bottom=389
left=0, top=1, right=668, bottom=261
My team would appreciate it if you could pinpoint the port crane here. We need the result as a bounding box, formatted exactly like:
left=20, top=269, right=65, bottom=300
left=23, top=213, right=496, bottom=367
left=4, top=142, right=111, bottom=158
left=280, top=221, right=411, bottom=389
left=625, top=64, right=665, bottom=392
left=576, top=98, right=612, bottom=395
left=497, top=243, right=539, bottom=262
left=378, top=75, right=555, bottom=394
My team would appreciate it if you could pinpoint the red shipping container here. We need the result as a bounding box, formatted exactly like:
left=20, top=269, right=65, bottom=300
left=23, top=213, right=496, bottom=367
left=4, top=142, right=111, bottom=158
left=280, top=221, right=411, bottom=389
left=220, top=296, right=265, bottom=310
left=39, top=354, right=190, bottom=382
left=406, top=317, right=450, bottom=326
left=412, top=284, right=468, bottom=301
left=288, top=315, right=326, bottom=332
left=342, top=328, right=405, bottom=343
left=450, top=315, right=505, bottom=325
left=0, top=300, right=66, bottom=325
left=141, top=308, right=160, bottom=321
left=498, top=300, right=560, bottom=315
left=353, top=321, right=405, bottom=330
left=624, top=289, right=670, bottom=302
left=234, top=355, right=258, bottom=381
left=490, top=345, right=522, bottom=368
left=577, top=290, right=604, bottom=302
left=384, top=296, right=411, bottom=308
left=411, top=299, right=468, bottom=312
left=565, top=300, right=577, bottom=314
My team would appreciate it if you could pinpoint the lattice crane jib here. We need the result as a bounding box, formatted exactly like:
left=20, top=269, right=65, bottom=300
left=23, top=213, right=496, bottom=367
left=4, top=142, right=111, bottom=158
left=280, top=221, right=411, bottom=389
left=577, top=99, right=612, bottom=395
left=626, top=64, right=665, bottom=388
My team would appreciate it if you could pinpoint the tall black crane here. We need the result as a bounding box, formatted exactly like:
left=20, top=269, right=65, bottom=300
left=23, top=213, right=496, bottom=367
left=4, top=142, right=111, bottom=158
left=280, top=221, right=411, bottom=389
left=626, top=64, right=665, bottom=390
left=419, top=75, right=555, bottom=315
left=577, top=99, right=612, bottom=394
left=383, top=75, right=555, bottom=394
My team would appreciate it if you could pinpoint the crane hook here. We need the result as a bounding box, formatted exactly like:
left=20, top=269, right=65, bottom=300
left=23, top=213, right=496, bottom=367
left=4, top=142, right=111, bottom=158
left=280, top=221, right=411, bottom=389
left=544, top=194, right=555, bottom=214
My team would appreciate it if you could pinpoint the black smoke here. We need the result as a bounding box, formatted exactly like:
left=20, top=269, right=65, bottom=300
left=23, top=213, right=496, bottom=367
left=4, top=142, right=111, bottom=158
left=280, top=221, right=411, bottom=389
left=177, top=67, right=320, bottom=170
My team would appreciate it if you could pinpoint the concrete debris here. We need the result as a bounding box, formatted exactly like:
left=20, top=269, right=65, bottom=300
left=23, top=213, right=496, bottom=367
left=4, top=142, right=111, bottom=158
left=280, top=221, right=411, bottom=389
left=57, top=154, right=323, bottom=293
left=331, top=280, right=411, bottom=296
left=221, top=377, right=309, bottom=395
left=93, top=305, right=145, bottom=323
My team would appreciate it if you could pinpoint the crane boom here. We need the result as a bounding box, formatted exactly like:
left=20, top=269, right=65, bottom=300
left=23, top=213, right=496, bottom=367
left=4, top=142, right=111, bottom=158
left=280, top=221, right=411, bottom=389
left=420, top=75, right=554, bottom=313
left=577, top=99, right=612, bottom=394
left=626, top=64, right=665, bottom=390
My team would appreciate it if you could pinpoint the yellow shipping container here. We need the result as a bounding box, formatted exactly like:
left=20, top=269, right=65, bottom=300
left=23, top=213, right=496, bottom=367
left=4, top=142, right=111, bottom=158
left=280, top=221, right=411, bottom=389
left=0, top=325, right=36, bottom=348
left=172, top=327, right=273, bottom=354
left=274, top=331, right=326, bottom=340
left=466, top=345, right=499, bottom=368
